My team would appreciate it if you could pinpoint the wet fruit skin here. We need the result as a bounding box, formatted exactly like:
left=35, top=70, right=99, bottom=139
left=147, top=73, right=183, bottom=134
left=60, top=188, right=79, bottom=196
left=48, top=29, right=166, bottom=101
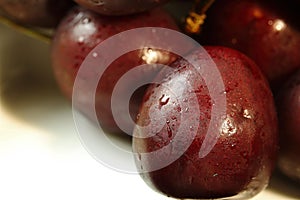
left=133, top=46, right=278, bottom=199
left=51, top=6, right=180, bottom=134
left=276, top=70, right=300, bottom=182
left=0, top=0, right=74, bottom=27
left=73, top=0, right=170, bottom=16
left=199, top=0, right=300, bottom=90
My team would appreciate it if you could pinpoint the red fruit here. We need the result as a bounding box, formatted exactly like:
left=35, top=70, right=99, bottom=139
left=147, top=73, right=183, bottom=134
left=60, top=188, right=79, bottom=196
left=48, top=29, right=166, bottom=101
left=277, top=70, right=300, bottom=182
left=73, top=0, right=170, bottom=16
left=0, top=0, right=73, bottom=27
left=51, top=6, right=180, bottom=134
left=133, top=46, right=278, bottom=199
left=199, top=0, right=300, bottom=90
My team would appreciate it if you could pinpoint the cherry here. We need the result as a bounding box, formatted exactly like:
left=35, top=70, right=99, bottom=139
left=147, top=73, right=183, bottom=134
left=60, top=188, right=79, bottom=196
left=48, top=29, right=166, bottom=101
left=73, top=0, right=170, bottom=16
left=133, top=46, right=278, bottom=199
left=51, top=6, right=181, bottom=134
left=0, top=0, right=74, bottom=27
left=198, top=0, right=300, bottom=90
left=276, top=70, right=300, bottom=182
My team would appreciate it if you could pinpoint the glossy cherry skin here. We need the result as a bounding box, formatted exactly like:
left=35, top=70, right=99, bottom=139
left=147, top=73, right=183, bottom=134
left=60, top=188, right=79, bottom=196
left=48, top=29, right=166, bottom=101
left=133, top=46, right=278, bottom=199
left=51, top=6, right=181, bottom=134
left=199, top=0, right=300, bottom=90
left=73, top=0, right=169, bottom=16
left=0, top=0, right=73, bottom=27
left=276, top=70, right=300, bottom=182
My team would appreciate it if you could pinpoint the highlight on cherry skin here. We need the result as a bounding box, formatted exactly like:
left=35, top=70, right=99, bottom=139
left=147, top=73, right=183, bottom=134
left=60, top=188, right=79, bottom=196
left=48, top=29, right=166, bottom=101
left=133, top=46, right=278, bottom=199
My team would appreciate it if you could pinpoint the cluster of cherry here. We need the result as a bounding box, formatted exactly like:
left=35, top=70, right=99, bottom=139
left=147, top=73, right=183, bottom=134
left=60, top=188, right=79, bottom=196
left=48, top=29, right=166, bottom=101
left=0, top=0, right=299, bottom=199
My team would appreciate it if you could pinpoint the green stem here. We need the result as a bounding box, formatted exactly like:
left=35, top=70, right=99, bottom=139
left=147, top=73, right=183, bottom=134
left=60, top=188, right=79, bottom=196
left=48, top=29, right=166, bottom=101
left=0, top=14, right=53, bottom=43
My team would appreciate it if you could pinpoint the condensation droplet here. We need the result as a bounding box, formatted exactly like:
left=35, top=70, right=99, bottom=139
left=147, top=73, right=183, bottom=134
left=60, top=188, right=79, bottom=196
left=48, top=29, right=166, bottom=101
left=78, top=36, right=84, bottom=44
left=176, top=106, right=182, bottom=113
left=211, top=99, right=216, bottom=106
left=243, top=109, right=252, bottom=119
left=230, top=112, right=235, bottom=117
left=221, top=116, right=237, bottom=136
left=92, top=52, right=98, bottom=58
left=82, top=17, right=91, bottom=24
left=167, top=126, right=173, bottom=138
left=136, top=114, right=140, bottom=120
left=159, top=94, right=170, bottom=108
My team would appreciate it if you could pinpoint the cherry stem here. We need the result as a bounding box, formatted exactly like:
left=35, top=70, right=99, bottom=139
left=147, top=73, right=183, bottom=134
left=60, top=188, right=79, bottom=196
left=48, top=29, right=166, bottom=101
left=184, top=0, right=215, bottom=35
left=0, top=14, right=52, bottom=43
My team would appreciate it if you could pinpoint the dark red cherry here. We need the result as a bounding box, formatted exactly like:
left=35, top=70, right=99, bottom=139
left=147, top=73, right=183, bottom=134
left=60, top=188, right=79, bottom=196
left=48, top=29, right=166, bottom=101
left=133, top=46, right=278, bottom=199
left=73, top=0, right=170, bottom=16
left=51, top=6, right=181, bottom=134
left=0, top=0, right=73, bottom=27
left=199, top=0, right=300, bottom=90
left=276, top=70, right=300, bottom=182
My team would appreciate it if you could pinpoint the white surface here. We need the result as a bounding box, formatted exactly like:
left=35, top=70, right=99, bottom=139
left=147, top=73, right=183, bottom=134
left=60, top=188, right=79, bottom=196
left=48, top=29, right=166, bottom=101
left=0, top=24, right=299, bottom=200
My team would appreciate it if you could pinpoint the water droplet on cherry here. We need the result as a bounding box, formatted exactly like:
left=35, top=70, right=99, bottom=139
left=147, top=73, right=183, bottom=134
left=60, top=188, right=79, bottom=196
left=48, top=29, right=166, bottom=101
left=159, top=94, right=170, bottom=108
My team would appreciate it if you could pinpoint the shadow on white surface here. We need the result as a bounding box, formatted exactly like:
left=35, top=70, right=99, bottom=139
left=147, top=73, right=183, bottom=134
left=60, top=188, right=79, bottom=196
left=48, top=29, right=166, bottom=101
left=0, top=23, right=76, bottom=144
